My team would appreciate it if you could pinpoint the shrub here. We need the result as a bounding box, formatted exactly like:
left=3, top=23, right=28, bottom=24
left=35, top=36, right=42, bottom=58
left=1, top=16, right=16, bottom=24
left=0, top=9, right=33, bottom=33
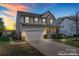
left=73, top=34, right=79, bottom=37
left=12, top=32, right=17, bottom=40
left=51, top=33, right=65, bottom=39
left=0, top=32, right=2, bottom=37
left=0, top=36, right=9, bottom=41
left=51, top=34, right=57, bottom=39
left=58, top=33, right=65, bottom=38
left=43, top=34, right=49, bottom=39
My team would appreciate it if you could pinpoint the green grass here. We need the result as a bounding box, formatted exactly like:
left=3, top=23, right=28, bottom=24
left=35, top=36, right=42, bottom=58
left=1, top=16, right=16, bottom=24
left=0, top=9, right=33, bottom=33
left=0, top=37, right=9, bottom=47
left=0, top=41, right=9, bottom=46
left=53, top=37, right=79, bottom=48
left=0, top=37, right=43, bottom=56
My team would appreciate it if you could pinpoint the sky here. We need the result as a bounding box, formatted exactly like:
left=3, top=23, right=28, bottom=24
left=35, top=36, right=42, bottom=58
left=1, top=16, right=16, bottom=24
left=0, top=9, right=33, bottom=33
left=0, top=3, right=79, bottom=30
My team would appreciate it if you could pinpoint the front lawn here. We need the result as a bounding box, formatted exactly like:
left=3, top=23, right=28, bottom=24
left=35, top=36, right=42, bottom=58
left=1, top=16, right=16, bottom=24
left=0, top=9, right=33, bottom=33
left=0, top=43, right=43, bottom=56
left=0, top=37, right=9, bottom=47
left=0, top=37, right=43, bottom=56
left=0, top=41, right=9, bottom=46
left=53, top=37, right=79, bottom=48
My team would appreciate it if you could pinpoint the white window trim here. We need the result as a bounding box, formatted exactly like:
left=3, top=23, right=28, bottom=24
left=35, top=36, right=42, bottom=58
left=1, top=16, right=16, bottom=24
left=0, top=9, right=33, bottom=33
left=39, top=19, right=42, bottom=24
left=42, top=19, right=46, bottom=24
left=20, top=16, right=24, bottom=23
left=50, top=20, right=53, bottom=24
left=25, top=17, right=29, bottom=23
left=30, top=17, right=34, bottom=24
left=34, top=18, right=38, bottom=24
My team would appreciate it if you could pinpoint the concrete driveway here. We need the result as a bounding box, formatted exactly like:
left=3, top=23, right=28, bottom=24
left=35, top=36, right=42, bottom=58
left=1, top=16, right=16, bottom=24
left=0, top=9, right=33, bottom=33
left=26, top=38, right=79, bottom=56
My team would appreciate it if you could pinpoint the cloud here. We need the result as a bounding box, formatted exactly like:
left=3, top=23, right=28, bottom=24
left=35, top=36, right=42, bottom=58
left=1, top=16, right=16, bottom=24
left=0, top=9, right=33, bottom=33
left=3, top=11, right=16, bottom=16
left=0, top=3, right=30, bottom=11
left=0, top=3, right=30, bottom=16
left=0, top=3, right=30, bottom=30
left=3, top=15, right=15, bottom=30
left=0, top=6, right=8, bottom=11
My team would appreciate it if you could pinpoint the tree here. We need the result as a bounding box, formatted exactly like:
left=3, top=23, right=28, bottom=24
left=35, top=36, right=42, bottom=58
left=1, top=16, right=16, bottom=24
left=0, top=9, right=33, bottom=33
left=75, top=13, right=79, bottom=40
left=71, top=12, right=79, bottom=40
left=0, top=18, right=5, bottom=37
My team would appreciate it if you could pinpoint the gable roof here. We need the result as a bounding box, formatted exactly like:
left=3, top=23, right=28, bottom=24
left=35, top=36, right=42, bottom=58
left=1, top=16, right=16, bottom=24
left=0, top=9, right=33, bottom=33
left=17, top=11, right=56, bottom=19
left=41, top=11, right=56, bottom=19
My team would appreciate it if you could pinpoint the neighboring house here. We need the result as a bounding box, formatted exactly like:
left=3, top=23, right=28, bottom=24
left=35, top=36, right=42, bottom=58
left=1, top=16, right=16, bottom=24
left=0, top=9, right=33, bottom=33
left=16, top=11, right=58, bottom=39
left=57, top=17, right=64, bottom=25
left=59, top=17, right=76, bottom=36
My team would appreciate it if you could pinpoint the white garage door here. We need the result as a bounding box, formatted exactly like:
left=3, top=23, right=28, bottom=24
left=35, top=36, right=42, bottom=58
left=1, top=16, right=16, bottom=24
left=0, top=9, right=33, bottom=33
left=23, top=30, right=44, bottom=41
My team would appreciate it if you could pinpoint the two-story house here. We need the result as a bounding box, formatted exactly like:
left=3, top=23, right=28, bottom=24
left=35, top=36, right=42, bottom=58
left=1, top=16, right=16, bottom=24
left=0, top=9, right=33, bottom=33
left=16, top=11, right=58, bottom=39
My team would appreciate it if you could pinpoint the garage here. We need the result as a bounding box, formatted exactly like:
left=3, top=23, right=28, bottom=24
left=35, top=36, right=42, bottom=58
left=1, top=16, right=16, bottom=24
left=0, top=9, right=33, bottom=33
left=21, top=27, right=45, bottom=41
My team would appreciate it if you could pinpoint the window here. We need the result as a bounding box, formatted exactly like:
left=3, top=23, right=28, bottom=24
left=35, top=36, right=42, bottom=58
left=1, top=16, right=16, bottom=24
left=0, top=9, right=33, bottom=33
left=42, top=19, right=46, bottom=24
left=34, top=18, right=38, bottom=24
left=30, top=17, right=34, bottom=24
left=20, top=16, right=24, bottom=23
left=39, top=18, right=42, bottom=24
left=50, top=20, right=53, bottom=24
left=25, top=17, right=29, bottom=23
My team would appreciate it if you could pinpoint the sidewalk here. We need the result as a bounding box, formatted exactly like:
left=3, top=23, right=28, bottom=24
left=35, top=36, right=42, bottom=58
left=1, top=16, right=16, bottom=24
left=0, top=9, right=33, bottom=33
left=26, top=39, right=79, bottom=56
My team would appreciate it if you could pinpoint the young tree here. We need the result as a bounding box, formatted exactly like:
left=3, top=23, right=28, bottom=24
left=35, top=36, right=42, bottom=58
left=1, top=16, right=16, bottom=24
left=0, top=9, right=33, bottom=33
left=0, top=18, right=5, bottom=37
